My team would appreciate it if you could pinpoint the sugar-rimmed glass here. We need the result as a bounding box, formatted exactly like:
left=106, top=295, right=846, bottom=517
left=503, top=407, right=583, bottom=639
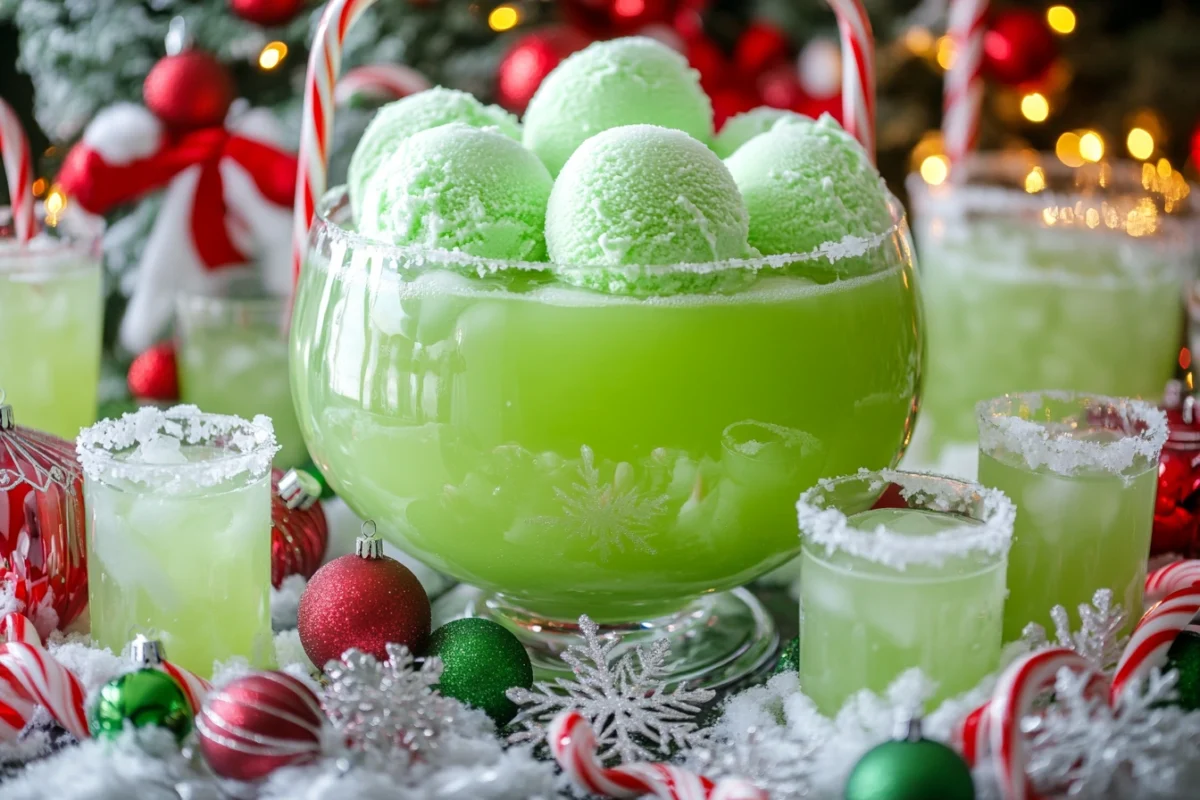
left=0, top=208, right=103, bottom=439
left=796, top=469, right=1014, bottom=715
left=290, top=186, right=923, bottom=687
left=77, top=405, right=278, bottom=676
left=905, top=154, right=1189, bottom=476
left=176, top=293, right=308, bottom=469
left=977, top=391, right=1167, bottom=640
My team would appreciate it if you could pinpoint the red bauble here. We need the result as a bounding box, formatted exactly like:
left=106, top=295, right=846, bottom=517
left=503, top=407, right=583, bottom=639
left=734, top=20, right=791, bottom=78
left=1153, top=389, right=1200, bottom=558
left=758, top=65, right=806, bottom=111
left=127, top=343, right=179, bottom=402
left=685, top=34, right=728, bottom=93
left=496, top=26, right=592, bottom=114
left=983, top=9, right=1058, bottom=87
left=297, top=528, right=430, bottom=669
left=144, top=51, right=235, bottom=131
left=228, top=0, right=306, bottom=27
left=0, top=404, right=88, bottom=632
left=711, top=87, right=760, bottom=130
left=197, top=671, right=324, bottom=780
left=271, top=468, right=328, bottom=588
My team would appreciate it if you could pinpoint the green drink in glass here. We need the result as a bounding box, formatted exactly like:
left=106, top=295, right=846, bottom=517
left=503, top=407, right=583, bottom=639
left=176, top=294, right=308, bottom=469
left=796, top=470, right=1013, bottom=715
left=78, top=406, right=278, bottom=677
left=0, top=212, right=103, bottom=439
left=977, top=391, right=1167, bottom=641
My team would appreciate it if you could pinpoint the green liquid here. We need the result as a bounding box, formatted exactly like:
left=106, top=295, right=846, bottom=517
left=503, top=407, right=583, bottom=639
left=798, top=508, right=1006, bottom=716
left=178, top=326, right=308, bottom=469
left=291, top=265, right=921, bottom=622
left=0, top=261, right=101, bottom=438
left=978, top=451, right=1157, bottom=641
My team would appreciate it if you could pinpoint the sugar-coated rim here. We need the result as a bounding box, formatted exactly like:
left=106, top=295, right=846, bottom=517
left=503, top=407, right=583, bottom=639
left=310, top=185, right=908, bottom=280
left=76, top=404, right=278, bottom=490
left=796, top=468, right=1015, bottom=570
left=976, top=390, right=1168, bottom=477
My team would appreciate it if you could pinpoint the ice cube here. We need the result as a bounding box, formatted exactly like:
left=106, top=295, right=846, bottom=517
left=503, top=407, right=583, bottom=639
left=131, top=434, right=188, bottom=465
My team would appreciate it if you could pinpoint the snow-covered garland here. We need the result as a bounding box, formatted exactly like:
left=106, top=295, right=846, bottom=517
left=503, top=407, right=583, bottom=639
left=5, top=572, right=1200, bottom=799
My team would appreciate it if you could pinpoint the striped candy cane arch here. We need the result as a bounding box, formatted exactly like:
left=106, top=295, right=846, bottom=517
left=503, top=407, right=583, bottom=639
left=290, top=0, right=879, bottom=285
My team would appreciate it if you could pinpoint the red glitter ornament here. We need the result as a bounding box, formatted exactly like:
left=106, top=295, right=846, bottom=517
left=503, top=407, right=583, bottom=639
left=1153, top=384, right=1200, bottom=558
left=0, top=402, right=88, bottom=634
left=496, top=26, right=592, bottom=114
left=196, top=671, right=324, bottom=781
left=127, top=342, right=179, bottom=402
left=228, top=0, right=305, bottom=27
left=143, top=50, right=235, bottom=131
left=982, top=8, right=1058, bottom=87
left=271, top=468, right=328, bottom=588
left=297, top=522, right=430, bottom=669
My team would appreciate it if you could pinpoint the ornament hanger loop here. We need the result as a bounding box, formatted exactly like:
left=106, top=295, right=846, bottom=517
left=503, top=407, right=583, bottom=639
left=361, top=520, right=377, bottom=539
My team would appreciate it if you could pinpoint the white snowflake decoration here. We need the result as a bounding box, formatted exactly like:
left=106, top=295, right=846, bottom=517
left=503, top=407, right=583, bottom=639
left=1022, top=588, right=1128, bottom=672
left=506, top=614, right=714, bottom=764
left=538, top=446, right=667, bottom=560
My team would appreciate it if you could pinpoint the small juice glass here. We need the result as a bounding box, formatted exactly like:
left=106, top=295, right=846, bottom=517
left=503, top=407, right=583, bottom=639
left=0, top=208, right=103, bottom=439
left=77, top=405, right=278, bottom=676
left=977, top=391, right=1167, bottom=640
left=176, top=294, right=308, bottom=469
left=796, top=470, right=1014, bottom=716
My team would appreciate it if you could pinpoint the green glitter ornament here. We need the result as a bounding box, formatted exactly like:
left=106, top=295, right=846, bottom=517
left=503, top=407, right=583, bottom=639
left=89, top=637, right=193, bottom=743
left=774, top=637, right=799, bottom=674
left=1164, top=611, right=1200, bottom=710
left=843, top=717, right=974, bottom=800
left=425, top=618, right=532, bottom=726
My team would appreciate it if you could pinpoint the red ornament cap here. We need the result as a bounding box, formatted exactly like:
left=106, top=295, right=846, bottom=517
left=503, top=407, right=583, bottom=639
left=144, top=50, right=236, bottom=131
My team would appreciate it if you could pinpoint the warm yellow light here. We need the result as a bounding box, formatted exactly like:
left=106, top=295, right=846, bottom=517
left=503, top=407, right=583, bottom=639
left=920, top=155, right=950, bottom=186
left=44, top=186, right=66, bottom=226
left=904, top=26, right=935, bottom=56
left=488, top=4, right=520, bottom=31
left=1056, top=132, right=1084, bottom=167
left=935, top=36, right=956, bottom=70
left=1020, top=93, right=1049, bottom=123
left=1126, top=128, right=1154, bottom=160
left=1047, top=6, right=1076, bottom=35
left=31, top=178, right=47, bottom=197
left=1024, top=166, right=1046, bottom=193
left=1079, top=131, right=1104, bottom=163
left=1158, top=158, right=1173, bottom=178
left=258, top=41, right=287, bottom=70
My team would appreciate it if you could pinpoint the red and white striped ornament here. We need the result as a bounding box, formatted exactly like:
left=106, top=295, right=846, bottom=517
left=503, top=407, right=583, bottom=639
left=196, top=671, right=325, bottom=781
left=0, top=96, right=35, bottom=244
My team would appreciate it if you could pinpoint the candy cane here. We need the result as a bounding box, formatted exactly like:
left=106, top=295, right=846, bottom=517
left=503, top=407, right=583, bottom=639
left=0, top=96, right=35, bottom=244
left=942, top=0, right=988, bottom=166
left=335, top=64, right=430, bottom=107
left=986, top=647, right=1107, bottom=800
left=0, top=641, right=89, bottom=739
left=1145, top=560, right=1200, bottom=605
left=0, top=661, right=37, bottom=741
left=1, top=613, right=42, bottom=648
left=159, top=659, right=212, bottom=714
left=825, top=0, right=876, bottom=162
left=548, top=711, right=767, bottom=800
left=1111, top=585, right=1200, bottom=705
left=954, top=700, right=990, bottom=766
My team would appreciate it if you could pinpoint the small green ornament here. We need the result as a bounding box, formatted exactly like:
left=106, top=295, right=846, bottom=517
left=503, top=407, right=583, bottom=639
left=298, top=460, right=336, bottom=499
left=89, top=636, right=194, bottom=743
left=425, top=618, right=532, bottom=726
left=844, top=717, right=974, bottom=800
left=1164, top=617, right=1200, bottom=709
left=774, top=636, right=799, bottom=674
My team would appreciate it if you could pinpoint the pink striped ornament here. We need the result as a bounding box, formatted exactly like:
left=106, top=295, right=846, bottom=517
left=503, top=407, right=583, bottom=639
left=0, top=96, right=36, bottom=244
left=943, top=0, right=989, bottom=165
left=548, top=711, right=767, bottom=800
left=1111, top=585, right=1200, bottom=705
left=1145, top=560, right=1200, bottom=605
left=824, top=0, right=876, bottom=162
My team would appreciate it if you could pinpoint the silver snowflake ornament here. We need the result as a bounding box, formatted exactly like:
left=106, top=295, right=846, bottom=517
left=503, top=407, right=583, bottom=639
left=1022, top=588, right=1128, bottom=672
left=506, top=614, right=714, bottom=764
left=322, top=643, right=458, bottom=772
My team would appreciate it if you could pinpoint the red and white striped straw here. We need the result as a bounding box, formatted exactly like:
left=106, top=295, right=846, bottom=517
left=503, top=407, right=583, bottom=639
left=334, top=63, right=431, bottom=107
left=825, top=0, right=876, bottom=162
left=0, top=97, right=35, bottom=244
left=942, top=0, right=988, bottom=166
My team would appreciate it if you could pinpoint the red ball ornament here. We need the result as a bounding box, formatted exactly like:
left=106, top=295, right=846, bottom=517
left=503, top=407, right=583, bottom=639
left=196, top=671, right=324, bottom=781
left=228, top=0, right=306, bottom=27
left=1153, top=385, right=1200, bottom=558
left=711, top=87, right=760, bottom=130
left=0, top=402, right=88, bottom=632
left=143, top=51, right=235, bottom=131
left=758, top=65, right=806, bottom=111
left=734, top=20, right=791, bottom=78
left=983, top=9, right=1058, bottom=87
left=127, top=342, right=179, bottom=403
left=297, top=523, right=430, bottom=669
left=685, top=34, right=728, bottom=93
left=271, top=468, right=329, bottom=588
left=496, top=26, right=592, bottom=114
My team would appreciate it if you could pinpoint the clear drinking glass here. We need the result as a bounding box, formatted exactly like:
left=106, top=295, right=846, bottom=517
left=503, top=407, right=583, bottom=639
left=176, top=294, right=308, bottom=469
left=796, top=469, right=1014, bottom=715
left=977, top=391, right=1167, bottom=641
left=78, top=405, right=278, bottom=677
left=289, top=186, right=924, bottom=687
left=906, top=154, right=1189, bottom=477
left=0, top=208, right=103, bottom=439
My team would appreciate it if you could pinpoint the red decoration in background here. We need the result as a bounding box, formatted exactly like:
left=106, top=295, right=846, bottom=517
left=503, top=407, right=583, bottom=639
left=734, top=21, right=790, bottom=78
left=1153, top=388, right=1200, bottom=558
left=143, top=51, right=236, bottom=131
left=982, top=8, right=1058, bottom=87
left=127, top=343, right=179, bottom=403
left=0, top=407, right=88, bottom=635
left=271, top=469, right=328, bottom=588
left=496, top=26, right=592, bottom=113
left=228, top=0, right=306, bottom=27
left=710, top=87, right=759, bottom=130
left=1191, top=123, right=1200, bottom=169
left=563, top=0, right=680, bottom=37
